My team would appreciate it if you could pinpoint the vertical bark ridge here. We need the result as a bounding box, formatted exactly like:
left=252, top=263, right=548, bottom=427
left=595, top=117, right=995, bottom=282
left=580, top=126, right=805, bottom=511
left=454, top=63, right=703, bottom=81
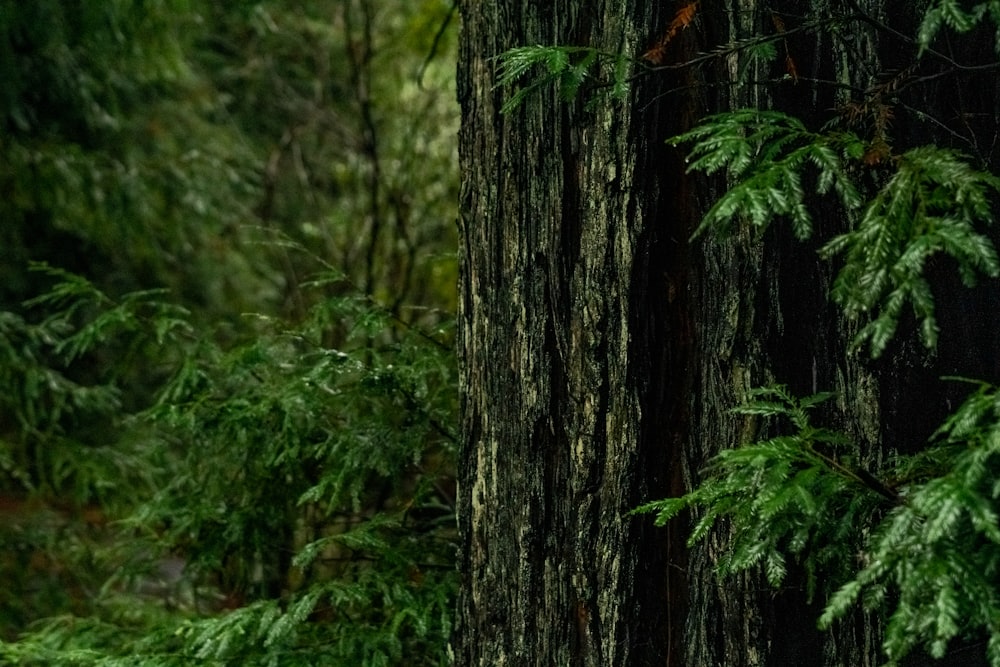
left=458, top=2, right=679, bottom=664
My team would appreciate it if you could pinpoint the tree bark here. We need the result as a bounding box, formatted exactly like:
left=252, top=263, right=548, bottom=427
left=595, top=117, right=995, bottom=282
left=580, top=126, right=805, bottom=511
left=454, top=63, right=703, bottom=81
left=457, top=0, right=1000, bottom=665
left=456, top=2, right=686, bottom=664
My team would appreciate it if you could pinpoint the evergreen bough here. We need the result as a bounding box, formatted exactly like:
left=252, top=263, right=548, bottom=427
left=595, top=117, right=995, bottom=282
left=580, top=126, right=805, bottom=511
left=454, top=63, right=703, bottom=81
left=670, top=110, right=1000, bottom=358
left=0, top=268, right=457, bottom=666
left=644, top=99, right=1000, bottom=667
left=636, top=8, right=1000, bottom=662
left=638, top=378, right=1000, bottom=664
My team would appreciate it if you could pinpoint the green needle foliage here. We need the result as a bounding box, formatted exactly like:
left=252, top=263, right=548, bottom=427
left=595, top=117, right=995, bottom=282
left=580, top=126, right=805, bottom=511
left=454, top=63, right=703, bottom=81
left=818, top=379, right=1000, bottom=665
left=1, top=1, right=459, bottom=664
left=656, top=108, right=1000, bottom=666
left=0, top=263, right=189, bottom=509
left=495, top=45, right=631, bottom=113
left=919, top=0, right=1000, bottom=54
left=669, top=109, right=864, bottom=240
left=634, top=386, right=887, bottom=599
left=822, top=147, right=1000, bottom=356
left=639, top=379, right=1000, bottom=665
left=672, top=110, right=1000, bottom=357
left=646, top=9, right=1000, bottom=662
left=0, top=269, right=457, bottom=666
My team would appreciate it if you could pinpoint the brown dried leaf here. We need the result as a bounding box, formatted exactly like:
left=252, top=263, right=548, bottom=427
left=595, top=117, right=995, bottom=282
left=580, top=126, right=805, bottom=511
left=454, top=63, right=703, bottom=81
left=863, top=138, right=892, bottom=165
left=644, top=1, right=699, bottom=63
left=785, top=54, right=799, bottom=83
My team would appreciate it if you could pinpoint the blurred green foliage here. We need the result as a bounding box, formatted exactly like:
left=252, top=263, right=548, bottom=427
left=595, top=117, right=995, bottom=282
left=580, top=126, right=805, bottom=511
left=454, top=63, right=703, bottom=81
left=0, top=1, right=458, bottom=664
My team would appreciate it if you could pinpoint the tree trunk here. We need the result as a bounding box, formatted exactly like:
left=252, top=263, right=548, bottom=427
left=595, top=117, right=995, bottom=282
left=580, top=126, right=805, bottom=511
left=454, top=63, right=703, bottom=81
left=457, top=0, right=1000, bottom=665
left=681, top=1, right=887, bottom=663
left=456, top=2, right=686, bottom=664
left=684, top=3, right=999, bottom=665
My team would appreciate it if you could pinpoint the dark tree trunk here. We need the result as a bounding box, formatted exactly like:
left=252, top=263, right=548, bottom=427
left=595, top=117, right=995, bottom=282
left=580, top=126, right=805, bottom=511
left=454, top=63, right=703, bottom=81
left=684, top=3, right=1000, bottom=665
left=680, top=1, right=886, bottom=662
left=456, top=2, right=685, bottom=664
left=457, top=1, right=1000, bottom=665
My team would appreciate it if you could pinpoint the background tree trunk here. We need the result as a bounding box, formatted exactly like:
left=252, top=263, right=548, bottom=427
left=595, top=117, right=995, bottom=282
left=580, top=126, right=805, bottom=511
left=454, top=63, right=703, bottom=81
left=458, top=1, right=1000, bottom=665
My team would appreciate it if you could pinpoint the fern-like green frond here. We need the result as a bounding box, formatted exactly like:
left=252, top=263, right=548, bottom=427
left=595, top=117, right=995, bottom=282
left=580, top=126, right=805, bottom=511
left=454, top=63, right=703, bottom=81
left=919, top=0, right=1000, bottom=54
left=822, top=147, right=1000, bottom=357
left=818, top=379, right=1000, bottom=666
left=644, top=378, right=1000, bottom=666
left=671, top=110, right=863, bottom=239
left=495, top=45, right=632, bottom=113
left=635, top=386, right=882, bottom=598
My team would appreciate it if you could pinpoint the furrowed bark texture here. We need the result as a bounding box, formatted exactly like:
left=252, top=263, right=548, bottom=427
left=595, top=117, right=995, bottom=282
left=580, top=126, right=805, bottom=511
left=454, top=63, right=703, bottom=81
left=458, top=0, right=1000, bottom=665
left=456, top=3, right=686, bottom=665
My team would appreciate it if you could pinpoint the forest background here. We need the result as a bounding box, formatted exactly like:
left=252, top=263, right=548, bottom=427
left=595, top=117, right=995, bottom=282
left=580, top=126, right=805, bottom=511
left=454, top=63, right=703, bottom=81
left=7, top=1, right=1000, bottom=666
left=0, top=1, right=460, bottom=665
